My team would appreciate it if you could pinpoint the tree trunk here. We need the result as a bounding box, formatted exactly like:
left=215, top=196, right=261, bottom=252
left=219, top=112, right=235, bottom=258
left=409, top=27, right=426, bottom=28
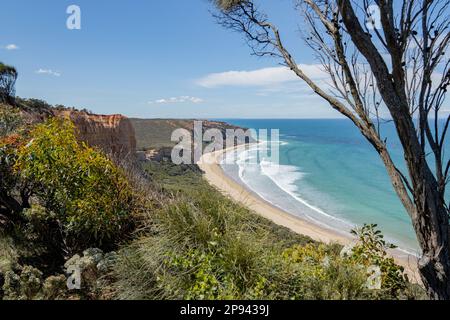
left=337, top=0, right=450, bottom=299
left=389, top=113, right=450, bottom=300
left=394, top=117, right=450, bottom=300
left=414, top=180, right=450, bottom=300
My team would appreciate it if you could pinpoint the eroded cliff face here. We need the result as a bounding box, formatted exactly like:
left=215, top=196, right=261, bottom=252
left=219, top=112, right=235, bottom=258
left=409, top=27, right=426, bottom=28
left=56, top=110, right=137, bottom=156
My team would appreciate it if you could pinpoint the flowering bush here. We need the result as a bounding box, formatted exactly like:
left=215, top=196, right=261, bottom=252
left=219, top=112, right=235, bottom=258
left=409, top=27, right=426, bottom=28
left=14, top=118, right=134, bottom=248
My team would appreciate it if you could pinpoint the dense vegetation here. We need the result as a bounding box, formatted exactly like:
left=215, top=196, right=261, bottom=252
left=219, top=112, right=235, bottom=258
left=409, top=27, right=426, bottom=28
left=0, top=99, right=425, bottom=300
left=15, top=118, right=135, bottom=249
left=112, top=161, right=422, bottom=300
left=0, top=103, right=139, bottom=299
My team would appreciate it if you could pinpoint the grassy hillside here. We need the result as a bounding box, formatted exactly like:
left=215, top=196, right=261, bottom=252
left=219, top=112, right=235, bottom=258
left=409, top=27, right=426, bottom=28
left=130, top=118, right=245, bottom=150
left=131, top=119, right=191, bottom=150
left=112, top=161, right=423, bottom=300
left=0, top=101, right=424, bottom=300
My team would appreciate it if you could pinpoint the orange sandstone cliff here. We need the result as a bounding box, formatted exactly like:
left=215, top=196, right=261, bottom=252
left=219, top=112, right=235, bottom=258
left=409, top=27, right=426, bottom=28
left=56, top=110, right=137, bottom=156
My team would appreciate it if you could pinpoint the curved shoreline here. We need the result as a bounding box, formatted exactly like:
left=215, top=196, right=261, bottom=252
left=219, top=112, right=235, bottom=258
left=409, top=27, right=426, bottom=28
left=197, top=145, right=421, bottom=283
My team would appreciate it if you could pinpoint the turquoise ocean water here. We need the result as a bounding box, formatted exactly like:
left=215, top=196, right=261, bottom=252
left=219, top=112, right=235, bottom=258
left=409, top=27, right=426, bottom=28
left=217, top=119, right=449, bottom=255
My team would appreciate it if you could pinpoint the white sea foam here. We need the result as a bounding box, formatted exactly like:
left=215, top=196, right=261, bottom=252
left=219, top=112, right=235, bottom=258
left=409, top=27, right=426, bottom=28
left=258, top=158, right=352, bottom=227
left=259, top=160, right=304, bottom=195
left=229, top=144, right=354, bottom=233
left=221, top=144, right=421, bottom=256
left=220, top=122, right=424, bottom=256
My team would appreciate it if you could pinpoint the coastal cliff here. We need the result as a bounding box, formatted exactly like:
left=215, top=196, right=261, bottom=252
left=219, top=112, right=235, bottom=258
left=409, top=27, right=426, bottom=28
left=56, top=110, right=137, bottom=156
left=12, top=99, right=137, bottom=156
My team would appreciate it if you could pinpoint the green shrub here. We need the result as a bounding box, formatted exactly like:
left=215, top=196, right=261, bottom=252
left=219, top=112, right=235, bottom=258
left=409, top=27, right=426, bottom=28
left=2, top=265, right=69, bottom=300
left=159, top=249, right=235, bottom=300
left=348, top=224, right=408, bottom=294
left=279, top=243, right=372, bottom=299
left=0, top=236, right=20, bottom=275
left=14, top=117, right=134, bottom=249
left=2, top=266, right=43, bottom=300
left=0, top=104, right=22, bottom=137
left=112, top=164, right=412, bottom=300
left=41, top=275, right=68, bottom=300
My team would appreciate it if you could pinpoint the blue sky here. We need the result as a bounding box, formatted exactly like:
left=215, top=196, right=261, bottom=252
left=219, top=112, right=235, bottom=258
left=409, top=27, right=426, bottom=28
left=1, top=1, right=447, bottom=119
left=0, top=0, right=339, bottom=118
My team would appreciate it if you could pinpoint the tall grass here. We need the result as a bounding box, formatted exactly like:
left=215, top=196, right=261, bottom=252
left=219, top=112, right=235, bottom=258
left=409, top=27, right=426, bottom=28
left=112, top=162, right=422, bottom=300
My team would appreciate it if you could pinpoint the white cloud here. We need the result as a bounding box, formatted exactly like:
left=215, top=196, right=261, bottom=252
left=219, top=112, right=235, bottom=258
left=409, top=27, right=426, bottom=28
left=196, top=65, right=327, bottom=88
left=4, top=44, right=19, bottom=50
left=35, top=69, right=61, bottom=77
left=149, top=96, right=204, bottom=104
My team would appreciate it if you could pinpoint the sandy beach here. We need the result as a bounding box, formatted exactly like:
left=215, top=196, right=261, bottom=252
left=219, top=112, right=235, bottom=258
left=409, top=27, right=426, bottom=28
left=198, top=145, right=421, bottom=283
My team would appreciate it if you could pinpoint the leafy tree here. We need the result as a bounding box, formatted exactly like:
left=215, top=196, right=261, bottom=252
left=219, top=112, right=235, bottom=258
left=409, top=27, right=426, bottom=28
left=0, top=63, right=18, bottom=105
left=212, top=0, right=450, bottom=299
